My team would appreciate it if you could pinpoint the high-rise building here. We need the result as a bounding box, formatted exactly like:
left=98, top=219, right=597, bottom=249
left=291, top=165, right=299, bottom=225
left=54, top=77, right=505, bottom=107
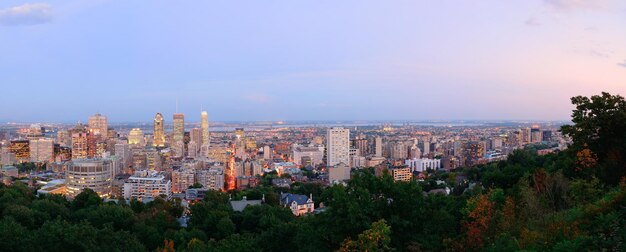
left=196, top=167, right=224, bottom=191
left=375, top=137, right=383, bottom=157
left=327, top=127, right=350, bottom=166
left=66, top=159, right=113, bottom=198
left=9, top=140, right=30, bottom=163
left=190, top=128, right=202, bottom=148
left=30, top=138, right=54, bottom=162
left=88, top=113, right=108, bottom=139
left=171, top=169, right=195, bottom=193
left=128, top=128, right=145, bottom=147
left=114, top=142, right=131, bottom=172
left=153, top=113, right=165, bottom=147
left=172, top=113, right=185, bottom=156
left=71, top=123, right=89, bottom=159
left=351, top=139, right=368, bottom=156
left=201, top=111, right=209, bottom=147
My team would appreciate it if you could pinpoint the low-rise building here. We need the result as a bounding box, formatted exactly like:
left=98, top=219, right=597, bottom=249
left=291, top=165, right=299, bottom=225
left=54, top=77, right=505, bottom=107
left=280, top=193, right=314, bottom=216
left=123, top=170, right=171, bottom=201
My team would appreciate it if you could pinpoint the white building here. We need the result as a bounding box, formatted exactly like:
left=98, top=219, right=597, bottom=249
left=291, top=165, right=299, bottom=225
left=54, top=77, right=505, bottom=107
left=326, top=127, right=350, bottom=167
left=292, top=145, right=324, bottom=166
left=66, top=159, right=113, bottom=198
left=123, top=170, right=171, bottom=201
left=30, top=138, right=54, bottom=162
left=405, top=158, right=441, bottom=172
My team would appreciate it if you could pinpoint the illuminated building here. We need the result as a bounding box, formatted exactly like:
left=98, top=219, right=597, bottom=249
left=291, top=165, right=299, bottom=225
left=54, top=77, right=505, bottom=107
left=145, top=149, right=161, bottom=171
left=153, top=113, right=165, bottom=147
left=30, top=138, right=54, bottom=162
left=66, top=159, right=113, bottom=198
left=195, top=167, right=224, bottom=191
left=56, top=130, right=70, bottom=147
left=128, top=128, right=145, bottom=147
left=463, top=141, right=485, bottom=167
left=88, top=113, right=108, bottom=139
left=123, top=170, right=171, bottom=201
left=201, top=111, right=209, bottom=147
left=234, top=128, right=245, bottom=141
left=9, top=140, right=30, bottom=163
left=172, top=113, right=185, bottom=157
left=71, top=123, right=89, bottom=159
left=87, top=131, right=105, bottom=158
left=327, top=127, right=350, bottom=167
left=389, top=166, right=412, bottom=182
left=245, top=137, right=257, bottom=150
left=171, top=169, right=195, bottom=193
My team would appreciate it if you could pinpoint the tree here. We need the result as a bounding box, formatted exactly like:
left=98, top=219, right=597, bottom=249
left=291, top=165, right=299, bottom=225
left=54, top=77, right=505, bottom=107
left=561, top=92, right=626, bottom=184
left=339, top=219, right=392, bottom=252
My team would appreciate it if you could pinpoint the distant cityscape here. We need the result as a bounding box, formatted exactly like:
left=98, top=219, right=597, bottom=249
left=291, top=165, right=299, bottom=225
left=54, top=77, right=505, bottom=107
left=0, top=111, right=570, bottom=216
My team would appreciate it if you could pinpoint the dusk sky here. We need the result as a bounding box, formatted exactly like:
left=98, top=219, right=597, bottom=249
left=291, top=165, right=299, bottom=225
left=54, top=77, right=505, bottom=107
left=1, top=0, right=625, bottom=122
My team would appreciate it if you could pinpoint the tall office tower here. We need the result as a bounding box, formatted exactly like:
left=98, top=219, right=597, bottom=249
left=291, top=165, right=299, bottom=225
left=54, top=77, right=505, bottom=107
left=88, top=113, right=108, bottom=139
left=30, top=138, right=54, bottom=162
left=421, top=141, right=431, bottom=155
left=153, top=113, right=165, bottom=147
left=66, top=159, right=113, bottom=198
left=326, top=127, right=350, bottom=166
left=521, top=128, right=531, bottom=144
left=375, top=136, right=383, bottom=157
left=201, top=111, right=209, bottom=147
left=190, top=128, right=202, bottom=147
left=531, top=128, right=542, bottom=143
left=172, top=113, right=185, bottom=156
left=351, top=139, right=368, bottom=156
left=128, top=128, right=145, bottom=147
left=71, top=123, right=89, bottom=159
left=115, top=142, right=131, bottom=171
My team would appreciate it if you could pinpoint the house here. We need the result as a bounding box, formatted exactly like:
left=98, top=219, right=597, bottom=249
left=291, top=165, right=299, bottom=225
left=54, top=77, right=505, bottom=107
left=280, top=193, right=314, bottom=216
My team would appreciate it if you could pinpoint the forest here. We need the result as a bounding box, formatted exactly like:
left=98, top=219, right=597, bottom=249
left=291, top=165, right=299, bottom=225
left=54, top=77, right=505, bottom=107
left=0, top=92, right=625, bottom=251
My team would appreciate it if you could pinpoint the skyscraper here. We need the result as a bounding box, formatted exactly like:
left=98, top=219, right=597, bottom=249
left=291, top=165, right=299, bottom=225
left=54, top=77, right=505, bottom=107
left=153, top=113, right=165, bottom=147
left=375, top=136, right=383, bottom=157
left=172, top=113, right=185, bottom=156
left=201, top=111, right=209, bottom=147
left=88, top=113, right=108, bottom=139
left=327, top=127, right=350, bottom=166
left=71, top=123, right=89, bottom=159
left=30, top=138, right=54, bottom=162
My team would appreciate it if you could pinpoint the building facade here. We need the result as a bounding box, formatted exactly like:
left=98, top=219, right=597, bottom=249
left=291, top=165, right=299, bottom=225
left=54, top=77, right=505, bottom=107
left=326, top=127, right=350, bottom=167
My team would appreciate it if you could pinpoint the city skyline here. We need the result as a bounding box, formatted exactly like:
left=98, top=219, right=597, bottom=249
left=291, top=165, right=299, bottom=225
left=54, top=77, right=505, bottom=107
left=1, top=0, right=625, bottom=122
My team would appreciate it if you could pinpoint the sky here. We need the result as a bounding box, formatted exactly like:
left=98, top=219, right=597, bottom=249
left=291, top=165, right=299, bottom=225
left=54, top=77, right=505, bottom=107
left=0, top=0, right=625, bottom=123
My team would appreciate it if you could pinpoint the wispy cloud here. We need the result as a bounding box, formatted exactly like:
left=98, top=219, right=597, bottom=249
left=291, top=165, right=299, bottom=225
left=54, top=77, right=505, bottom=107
left=0, top=3, right=52, bottom=26
left=618, top=60, right=626, bottom=68
left=543, top=0, right=606, bottom=11
left=524, top=17, right=541, bottom=26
